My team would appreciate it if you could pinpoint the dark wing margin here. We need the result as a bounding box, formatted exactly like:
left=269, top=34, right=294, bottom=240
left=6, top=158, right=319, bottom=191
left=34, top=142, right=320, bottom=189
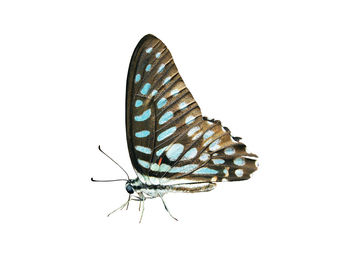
left=126, top=34, right=154, bottom=174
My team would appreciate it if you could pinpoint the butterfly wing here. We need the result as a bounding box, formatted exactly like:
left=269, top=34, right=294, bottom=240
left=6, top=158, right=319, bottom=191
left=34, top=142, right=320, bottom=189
left=126, top=34, right=258, bottom=185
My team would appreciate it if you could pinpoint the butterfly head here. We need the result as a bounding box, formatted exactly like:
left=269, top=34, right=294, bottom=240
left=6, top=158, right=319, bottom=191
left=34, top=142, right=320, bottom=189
left=125, top=182, right=134, bottom=194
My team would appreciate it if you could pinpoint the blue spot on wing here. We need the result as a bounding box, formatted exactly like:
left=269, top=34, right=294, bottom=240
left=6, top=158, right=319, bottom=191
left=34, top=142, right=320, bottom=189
left=158, top=64, right=165, bottom=73
left=135, top=146, right=152, bottom=154
left=159, top=163, right=171, bottom=172
left=234, top=158, right=245, bottom=166
left=159, top=111, right=173, bottom=125
left=135, top=74, right=141, bottom=83
left=224, top=147, right=235, bottom=155
left=203, top=130, right=214, bottom=139
left=223, top=168, right=229, bottom=176
left=166, top=143, right=184, bottom=161
left=145, top=47, right=153, bottom=53
left=235, top=169, right=244, bottom=177
left=135, top=130, right=150, bottom=138
left=135, top=100, right=143, bottom=107
left=181, top=148, right=198, bottom=160
left=193, top=167, right=218, bottom=175
left=156, top=146, right=167, bottom=157
left=141, top=83, right=151, bottom=95
left=145, top=64, right=152, bottom=72
left=199, top=153, right=210, bottom=161
left=157, top=127, right=176, bottom=141
left=137, top=159, right=150, bottom=169
left=169, top=164, right=199, bottom=173
left=212, top=159, right=225, bottom=164
left=157, top=98, right=167, bottom=109
left=209, top=139, right=221, bottom=151
left=135, top=109, right=151, bottom=121
left=163, top=77, right=171, bottom=85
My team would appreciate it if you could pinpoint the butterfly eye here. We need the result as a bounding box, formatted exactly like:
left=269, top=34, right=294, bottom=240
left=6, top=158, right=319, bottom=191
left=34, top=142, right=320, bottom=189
left=125, top=184, right=134, bottom=194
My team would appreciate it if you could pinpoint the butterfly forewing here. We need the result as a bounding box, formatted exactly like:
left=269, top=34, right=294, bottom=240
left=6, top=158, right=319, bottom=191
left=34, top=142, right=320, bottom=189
left=126, top=34, right=258, bottom=185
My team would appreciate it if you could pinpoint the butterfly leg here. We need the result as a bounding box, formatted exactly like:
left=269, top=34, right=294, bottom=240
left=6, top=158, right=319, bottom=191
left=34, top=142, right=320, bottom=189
left=133, top=193, right=144, bottom=211
left=159, top=194, right=178, bottom=221
left=107, top=195, right=131, bottom=217
left=126, top=196, right=131, bottom=210
left=139, top=199, right=145, bottom=223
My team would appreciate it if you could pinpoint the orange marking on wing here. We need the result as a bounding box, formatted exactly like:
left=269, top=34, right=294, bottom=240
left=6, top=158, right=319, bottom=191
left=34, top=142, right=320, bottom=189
left=158, top=157, right=163, bottom=165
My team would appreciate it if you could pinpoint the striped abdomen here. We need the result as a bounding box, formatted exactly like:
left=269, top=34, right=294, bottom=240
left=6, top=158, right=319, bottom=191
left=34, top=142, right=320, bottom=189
left=130, top=178, right=216, bottom=199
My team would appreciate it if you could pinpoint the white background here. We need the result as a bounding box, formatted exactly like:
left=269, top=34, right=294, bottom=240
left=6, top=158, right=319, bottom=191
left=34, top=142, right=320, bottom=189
left=1, top=0, right=349, bottom=262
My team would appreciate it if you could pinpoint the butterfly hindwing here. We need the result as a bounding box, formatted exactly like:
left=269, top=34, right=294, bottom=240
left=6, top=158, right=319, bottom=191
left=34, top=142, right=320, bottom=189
left=126, top=34, right=258, bottom=185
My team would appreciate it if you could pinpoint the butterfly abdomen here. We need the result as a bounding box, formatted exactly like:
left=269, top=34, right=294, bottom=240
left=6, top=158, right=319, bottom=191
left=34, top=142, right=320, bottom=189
left=131, top=177, right=216, bottom=198
left=168, top=182, right=216, bottom=193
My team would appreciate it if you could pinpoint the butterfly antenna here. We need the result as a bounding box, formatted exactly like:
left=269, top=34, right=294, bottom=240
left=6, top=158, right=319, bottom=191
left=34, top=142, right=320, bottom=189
left=98, top=145, right=130, bottom=180
left=91, top=178, right=127, bottom=182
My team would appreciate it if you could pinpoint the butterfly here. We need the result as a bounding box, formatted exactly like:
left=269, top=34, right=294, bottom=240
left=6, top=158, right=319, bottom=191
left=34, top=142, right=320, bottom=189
left=92, top=34, right=258, bottom=222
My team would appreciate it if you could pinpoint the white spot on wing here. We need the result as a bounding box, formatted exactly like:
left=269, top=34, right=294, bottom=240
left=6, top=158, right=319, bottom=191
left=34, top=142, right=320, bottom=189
left=203, top=130, right=214, bottom=139
left=185, top=115, right=195, bottom=125
left=235, top=169, right=244, bottom=177
left=224, top=147, right=235, bottom=155
left=187, top=126, right=200, bottom=137
left=209, top=139, right=221, bottom=151
left=192, top=131, right=203, bottom=140
left=150, top=163, right=159, bottom=172
left=234, top=158, right=245, bottom=166
left=199, top=153, right=210, bottom=161
left=179, top=102, right=188, bottom=110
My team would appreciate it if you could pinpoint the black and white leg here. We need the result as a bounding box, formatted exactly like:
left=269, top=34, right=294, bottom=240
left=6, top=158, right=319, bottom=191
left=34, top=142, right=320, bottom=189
left=139, top=199, right=145, bottom=223
left=159, top=194, right=178, bottom=221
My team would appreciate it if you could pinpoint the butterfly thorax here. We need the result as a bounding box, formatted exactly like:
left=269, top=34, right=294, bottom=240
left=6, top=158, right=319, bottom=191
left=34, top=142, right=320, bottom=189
left=128, top=177, right=168, bottom=199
